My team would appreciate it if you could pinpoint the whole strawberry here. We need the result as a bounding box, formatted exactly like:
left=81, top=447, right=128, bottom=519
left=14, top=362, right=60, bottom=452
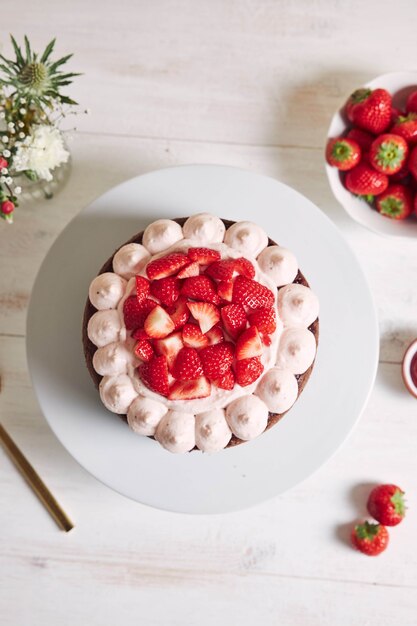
left=391, top=113, right=417, bottom=144
left=376, top=184, right=412, bottom=220
left=408, top=145, right=417, bottom=181
left=344, top=162, right=388, bottom=198
left=369, top=133, right=408, bottom=175
left=326, top=137, right=361, bottom=171
left=367, top=484, right=406, bottom=526
left=347, top=128, right=374, bottom=151
left=406, top=89, right=417, bottom=114
left=346, top=88, right=392, bottom=134
left=351, top=521, right=389, bottom=556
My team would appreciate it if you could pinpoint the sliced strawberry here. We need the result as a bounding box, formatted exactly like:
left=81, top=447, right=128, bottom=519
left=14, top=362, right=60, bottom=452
left=248, top=307, right=277, bottom=334
left=261, top=334, right=272, bottom=347
left=235, top=356, right=264, bottom=386
left=134, top=334, right=154, bottom=362
left=181, top=275, right=220, bottom=304
left=168, top=377, right=211, bottom=400
left=235, top=326, right=263, bottom=360
left=123, top=296, right=157, bottom=330
left=182, top=323, right=209, bottom=349
left=205, top=326, right=224, bottom=345
left=212, top=368, right=235, bottom=390
left=217, top=280, right=233, bottom=302
left=233, top=257, right=255, bottom=279
left=172, top=347, right=204, bottom=380
left=146, top=253, right=189, bottom=280
left=144, top=304, right=175, bottom=339
left=188, top=247, right=221, bottom=265
left=138, top=355, right=169, bottom=396
left=177, top=261, right=200, bottom=278
left=232, top=275, right=275, bottom=310
left=187, top=301, right=220, bottom=334
left=135, top=276, right=150, bottom=302
left=150, top=277, right=180, bottom=306
left=168, top=296, right=190, bottom=330
left=205, top=259, right=235, bottom=281
left=221, top=303, right=247, bottom=339
left=153, top=331, right=184, bottom=370
left=199, top=342, right=234, bottom=380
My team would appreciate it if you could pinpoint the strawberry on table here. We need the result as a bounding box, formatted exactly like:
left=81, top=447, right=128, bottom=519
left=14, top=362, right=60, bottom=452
left=367, top=484, right=406, bottom=526
left=182, top=323, right=209, bottom=349
left=153, top=332, right=184, bottom=370
left=391, top=113, right=417, bottom=144
left=135, top=276, right=150, bottom=302
left=235, top=356, right=264, bottom=386
left=168, top=377, right=211, bottom=400
left=139, top=355, right=170, bottom=396
left=346, top=88, right=392, bottom=134
left=187, top=301, right=220, bottom=334
left=406, top=90, right=417, bottom=114
left=369, top=134, right=408, bottom=175
left=221, top=303, right=247, bottom=339
left=351, top=521, right=389, bottom=557
left=168, top=296, right=190, bottom=330
left=347, top=127, right=374, bottom=151
left=144, top=304, right=175, bottom=338
left=188, top=247, right=221, bottom=265
left=232, top=275, right=275, bottom=310
left=344, top=162, right=389, bottom=198
left=199, top=342, right=234, bottom=380
left=376, top=184, right=412, bottom=220
left=181, top=275, right=221, bottom=304
left=248, top=307, right=277, bottom=334
left=326, top=137, right=361, bottom=171
left=171, top=347, right=204, bottom=380
left=235, top=326, right=263, bottom=360
left=146, top=252, right=189, bottom=280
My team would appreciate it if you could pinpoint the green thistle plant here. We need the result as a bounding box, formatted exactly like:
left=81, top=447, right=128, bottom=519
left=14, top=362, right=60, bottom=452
left=0, top=35, right=81, bottom=107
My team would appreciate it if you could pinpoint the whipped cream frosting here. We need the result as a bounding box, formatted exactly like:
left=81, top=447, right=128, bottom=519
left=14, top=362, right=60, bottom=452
left=99, top=374, right=138, bottom=414
left=112, top=243, right=150, bottom=279
left=155, top=410, right=196, bottom=453
left=224, top=221, right=268, bottom=258
left=278, top=284, right=319, bottom=329
left=276, top=328, right=316, bottom=374
left=142, top=219, right=183, bottom=255
left=257, top=246, right=298, bottom=287
left=127, top=396, right=168, bottom=436
left=226, top=395, right=269, bottom=441
left=87, top=213, right=319, bottom=453
left=87, top=309, right=126, bottom=348
left=195, top=409, right=232, bottom=453
left=182, top=213, right=226, bottom=243
left=256, top=367, right=299, bottom=413
left=89, top=272, right=127, bottom=310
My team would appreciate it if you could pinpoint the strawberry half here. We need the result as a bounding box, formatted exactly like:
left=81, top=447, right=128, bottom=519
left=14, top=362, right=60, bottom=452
left=188, top=247, right=221, bottom=265
left=235, top=326, right=263, bottom=360
left=168, top=377, right=211, bottom=400
left=153, top=331, right=184, bottom=370
left=144, top=304, right=175, bottom=338
left=205, top=326, right=224, bottom=345
left=182, top=323, right=209, bottom=349
left=221, top=303, right=247, bottom=339
left=369, top=134, right=408, bottom=175
left=168, top=296, right=190, bottom=330
left=233, top=257, right=255, bottom=279
left=133, top=330, right=154, bottom=362
left=123, top=296, right=157, bottom=330
left=235, top=356, right=264, bottom=386
left=205, top=259, right=235, bottom=281
left=217, top=280, right=233, bottom=302
left=172, top=347, right=204, bottom=380
left=181, top=275, right=221, bottom=304
left=177, top=261, right=200, bottom=278
left=186, top=301, right=220, bottom=333
left=346, top=88, right=392, bottom=134
left=248, top=307, right=277, bottom=334
left=232, top=275, right=275, bottom=310
left=375, top=184, right=412, bottom=220
left=139, top=355, right=169, bottom=396
left=199, top=342, right=234, bottom=380
left=212, top=368, right=235, bottom=390
left=326, top=137, right=361, bottom=171
left=146, top=253, right=189, bottom=280
left=135, top=276, right=150, bottom=302
left=150, top=277, right=180, bottom=306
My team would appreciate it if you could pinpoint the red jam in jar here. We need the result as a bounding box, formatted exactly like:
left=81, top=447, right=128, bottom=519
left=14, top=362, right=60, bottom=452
left=411, top=352, right=417, bottom=387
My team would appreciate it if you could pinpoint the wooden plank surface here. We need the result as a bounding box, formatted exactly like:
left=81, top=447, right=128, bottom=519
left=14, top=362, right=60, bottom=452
left=1, top=1, right=417, bottom=624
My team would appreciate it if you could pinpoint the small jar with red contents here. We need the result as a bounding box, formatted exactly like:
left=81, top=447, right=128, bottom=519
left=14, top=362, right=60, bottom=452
left=402, top=339, right=417, bottom=398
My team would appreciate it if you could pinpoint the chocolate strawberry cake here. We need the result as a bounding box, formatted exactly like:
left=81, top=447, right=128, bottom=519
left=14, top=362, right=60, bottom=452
left=83, top=214, right=319, bottom=453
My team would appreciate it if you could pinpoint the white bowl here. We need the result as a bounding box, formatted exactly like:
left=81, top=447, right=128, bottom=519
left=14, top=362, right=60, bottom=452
left=325, top=72, right=417, bottom=238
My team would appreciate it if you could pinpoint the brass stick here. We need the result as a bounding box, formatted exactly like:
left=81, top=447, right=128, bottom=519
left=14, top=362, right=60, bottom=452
left=0, top=423, right=74, bottom=532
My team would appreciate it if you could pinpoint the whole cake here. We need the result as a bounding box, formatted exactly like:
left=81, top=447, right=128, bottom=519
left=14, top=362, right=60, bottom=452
left=83, top=213, right=319, bottom=453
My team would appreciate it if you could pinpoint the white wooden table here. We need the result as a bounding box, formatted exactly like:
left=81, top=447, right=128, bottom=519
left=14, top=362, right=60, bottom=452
left=1, top=2, right=417, bottom=624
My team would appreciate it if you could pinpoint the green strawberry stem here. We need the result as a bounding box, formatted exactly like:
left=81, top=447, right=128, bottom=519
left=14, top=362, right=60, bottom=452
left=355, top=521, right=380, bottom=540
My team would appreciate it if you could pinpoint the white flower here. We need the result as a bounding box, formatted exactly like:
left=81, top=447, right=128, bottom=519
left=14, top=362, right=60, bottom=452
left=18, top=122, right=24, bottom=128
left=3, top=150, right=11, bottom=157
left=2, top=136, right=8, bottom=143
left=13, top=125, right=70, bottom=182
left=7, top=122, right=15, bottom=130
left=15, top=186, right=22, bottom=195
left=1, top=167, right=8, bottom=174
left=5, top=176, right=12, bottom=184
left=19, top=108, right=26, bottom=115
left=18, top=132, right=25, bottom=139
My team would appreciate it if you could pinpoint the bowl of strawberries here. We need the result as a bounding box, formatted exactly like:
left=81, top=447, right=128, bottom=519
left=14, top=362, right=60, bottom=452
left=325, top=72, right=417, bottom=237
